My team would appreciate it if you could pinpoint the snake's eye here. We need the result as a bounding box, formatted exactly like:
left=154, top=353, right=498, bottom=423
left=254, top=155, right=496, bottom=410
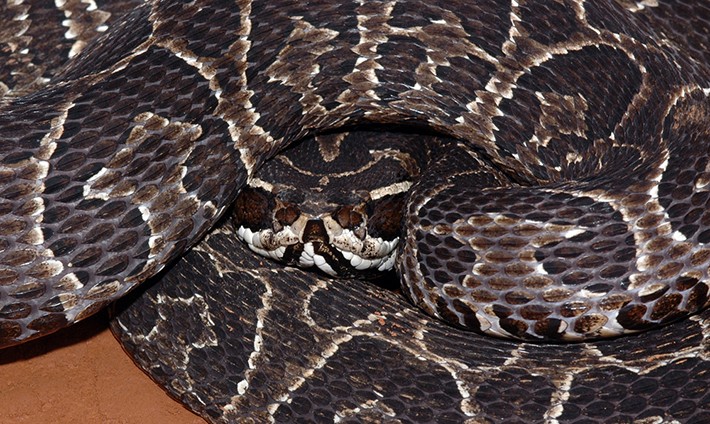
left=232, top=187, right=274, bottom=231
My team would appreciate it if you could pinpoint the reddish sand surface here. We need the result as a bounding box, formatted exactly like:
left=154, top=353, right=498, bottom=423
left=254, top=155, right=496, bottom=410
left=0, top=312, right=205, bottom=424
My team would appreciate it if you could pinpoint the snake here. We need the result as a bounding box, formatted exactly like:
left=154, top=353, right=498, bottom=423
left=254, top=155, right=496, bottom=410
left=1, top=0, right=709, bottom=422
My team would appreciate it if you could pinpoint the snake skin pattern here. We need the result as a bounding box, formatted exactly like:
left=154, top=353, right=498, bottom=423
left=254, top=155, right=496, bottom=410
left=114, top=224, right=709, bottom=423
left=0, top=0, right=709, bottom=422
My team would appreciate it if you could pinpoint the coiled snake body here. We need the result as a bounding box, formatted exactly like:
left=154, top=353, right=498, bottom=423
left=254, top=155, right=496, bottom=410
left=1, top=0, right=709, bottom=422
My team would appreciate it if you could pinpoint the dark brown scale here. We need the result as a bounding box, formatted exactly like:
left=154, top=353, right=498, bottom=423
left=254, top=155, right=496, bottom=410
left=0, top=269, right=20, bottom=286
left=471, top=289, right=497, bottom=304
left=0, top=219, right=28, bottom=236
left=442, top=284, right=464, bottom=298
left=560, top=301, right=590, bottom=318
left=573, top=314, right=608, bottom=334
left=0, top=152, right=34, bottom=166
left=506, top=291, right=536, bottom=306
left=55, top=186, right=85, bottom=203
left=0, top=249, right=37, bottom=267
left=569, top=230, right=596, bottom=243
left=1, top=182, right=36, bottom=200
left=152, top=190, right=181, bottom=213
left=451, top=299, right=482, bottom=331
left=88, top=171, right=121, bottom=191
left=55, top=151, right=88, bottom=171
left=58, top=214, right=93, bottom=234
left=656, top=262, right=684, bottom=279
left=0, top=322, right=22, bottom=343
left=166, top=219, right=195, bottom=242
left=585, top=283, right=614, bottom=294
left=638, top=285, right=670, bottom=303
left=691, top=249, right=710, bottom=266
left=599, top=265, right=627, bottom=280
left=70, top=246, right=104, bottom=268
left=491, top=304, right=514, bottom=319
left=541, top=288, right=572, bottom=303
left=471, top=263, right=497, bottom=277
left=498, top=236, right=527, bottom=249
left=499, top=318, right=528, bottom=338
left=485, top=250, right=514, bottom=264
left=25, top=262, right=60, bottom=280
left=0, top=302, right=32, bottom=319
left=613, top=247, right=636, bottom=262
left=26, top=314, right=68, bottom=333
left=146, top=213, right=172, bottom=234
left=523, top=275, right=553, bottom=289
left=433, top=293, right=459, bottom=324
left=39, top=295, right=77, bottom=313
left=533, top=318, right=564, bottom=338
left=542, top=261, right=569, bottom=275
left=597, top=294, right=631, bottom=312
left=433, top=270, right=453, bottom=285
left=616, top=305, right=651, bottom=331
left=561, top=271, right=592, bottom=286
left=503, top=263, right=535, bottom=277
left=646, top=236, right=674, bottom=252
left=686, top=283, right=709, bottom=311
left=676, top=276, right=699, bottom=291
left=118, top=208, right=145, bottom=228
left=650, top=293, right=683, bottom=320
left=520, top=305, right=552, bottom=322
left=84, top=280, right=122, bottom=300
left=96, top=255, right=131, bottom=276
left=107, top=231, right=139, bottom=253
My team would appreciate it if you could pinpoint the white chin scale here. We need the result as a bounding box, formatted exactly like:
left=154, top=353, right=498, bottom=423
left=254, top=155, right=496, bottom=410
left=236, top=225, right=398, bottom=276
left=336, top=238, right=398, bottom=273
left=236, top=226, right=288, bottom=261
